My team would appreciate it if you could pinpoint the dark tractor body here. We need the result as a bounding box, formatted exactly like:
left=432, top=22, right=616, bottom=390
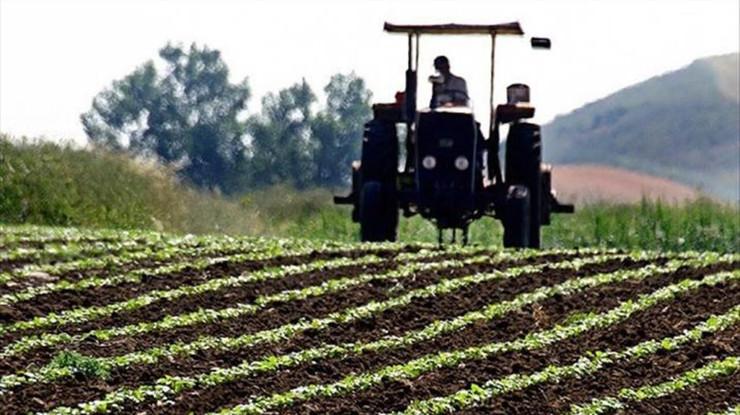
left=415, top=110, right=481, bottom=230
left=334, top=22, right=574, bottom=247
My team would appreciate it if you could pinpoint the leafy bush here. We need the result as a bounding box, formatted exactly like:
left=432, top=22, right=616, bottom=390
left=48, top=351, right=110, bottom=380
left=0, top=135, right=256, bottom=234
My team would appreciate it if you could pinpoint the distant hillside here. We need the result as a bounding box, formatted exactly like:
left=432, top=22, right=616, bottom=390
left=544, top=53, right=739, bottom=201
left=551, top=164, right=699, bottom=204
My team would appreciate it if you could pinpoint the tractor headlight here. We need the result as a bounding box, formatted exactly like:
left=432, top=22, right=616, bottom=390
left=454, top=156, right=469, bottom=170
left=422, top=155, right=436, bottom=169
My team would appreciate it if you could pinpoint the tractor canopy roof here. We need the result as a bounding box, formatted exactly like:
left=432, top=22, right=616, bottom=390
left=384, top=22, right=523, bottom=36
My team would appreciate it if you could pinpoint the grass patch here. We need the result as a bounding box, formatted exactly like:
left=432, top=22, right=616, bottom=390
left=545, top=198, right=739, bottom=252
left=1, top=135, right=737, bottom=251
left=249, top=191, right=739, bottom=252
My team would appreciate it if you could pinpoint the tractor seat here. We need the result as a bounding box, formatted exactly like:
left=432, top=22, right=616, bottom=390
left=420, top=106, right=474, bottom=114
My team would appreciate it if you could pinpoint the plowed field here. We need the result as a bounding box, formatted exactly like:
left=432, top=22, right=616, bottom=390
left=0, top=225, right=737, bottom=415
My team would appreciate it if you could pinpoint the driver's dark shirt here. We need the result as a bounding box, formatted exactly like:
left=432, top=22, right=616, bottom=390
left=431, top=74, right=469, bottom=108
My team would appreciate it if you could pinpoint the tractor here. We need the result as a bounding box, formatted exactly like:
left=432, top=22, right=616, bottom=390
left=334, top=22, right=574, bottom=248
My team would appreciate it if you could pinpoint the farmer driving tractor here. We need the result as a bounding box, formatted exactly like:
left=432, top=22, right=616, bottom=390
left=334, top=22, right=574, bottom=247
left=429, top=55, right=469, bottom=108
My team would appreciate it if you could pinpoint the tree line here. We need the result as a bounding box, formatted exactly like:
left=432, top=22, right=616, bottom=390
left=81, top=43, right=372, bottom=194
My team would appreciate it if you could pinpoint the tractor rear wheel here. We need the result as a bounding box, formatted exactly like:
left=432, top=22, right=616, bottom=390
left=505, top=122, right=543, bottom=248
left=360, top=181, right=398, bottom=242
left=503, top=185, right=531, bottom=248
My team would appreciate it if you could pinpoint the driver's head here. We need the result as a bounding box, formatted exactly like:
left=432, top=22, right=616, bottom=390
left=433, top=56, right=450, bottom=75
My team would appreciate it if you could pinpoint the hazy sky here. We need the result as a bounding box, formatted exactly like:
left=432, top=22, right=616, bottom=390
left=1, top=0, right=738, bottom=143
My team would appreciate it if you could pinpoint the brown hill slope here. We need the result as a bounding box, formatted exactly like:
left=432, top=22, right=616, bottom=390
left=544, top=52, right=739, bottom=201
left=551, top=164, right=700, bottom=204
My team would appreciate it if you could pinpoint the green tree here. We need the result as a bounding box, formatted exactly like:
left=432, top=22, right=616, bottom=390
left=81, top=43, right=250, bottom=193
left=248, top=79, right=317, bottom=189
left=312, top=73, right=372, bottom=187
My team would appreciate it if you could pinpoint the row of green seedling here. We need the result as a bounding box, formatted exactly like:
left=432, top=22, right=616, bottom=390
left=0, top=245, right=548, bottom=358
left=166, top=253, right=732, bottom=415
left=396, top=277, right=740, bottom=415
left=208, top=268, right=740, bottom=415
left=708, top=405, right=740, bottom=415
left=0, top=226, right=161, bottom=248
left=33, top=250, right=642, bottom=412
left=0, top=250, right=508, bottom=358
left=0, top=230, right=263, bottom=263
left=0, top=236, right=192, bottom=278
left=0, top=234, right=332, bottom=306
left=0, top=247, right=579, bottom=387
left=162, top=252, right=727, bottom=409
left=568, top=356, right=738, bottom=415
left=0, top=233, right=268, bottom=287
left=0, top=240, right=156, bottom=263
left=1, top=231, right=424, bottom=304
left=0, top=239, right=428, bottom=335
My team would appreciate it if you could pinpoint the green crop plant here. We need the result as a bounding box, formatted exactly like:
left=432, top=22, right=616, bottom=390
left=211, top=271, right=739, bottom=415
left=46, top=351, right=111, bottom=381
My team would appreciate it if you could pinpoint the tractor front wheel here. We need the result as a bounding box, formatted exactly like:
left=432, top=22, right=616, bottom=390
left=360, top=181, right=398, bottom=242
left=503, top=185, right=531, bottom=248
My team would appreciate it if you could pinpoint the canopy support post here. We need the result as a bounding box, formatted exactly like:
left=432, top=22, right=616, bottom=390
left=488, top=33, right=497, bottom=141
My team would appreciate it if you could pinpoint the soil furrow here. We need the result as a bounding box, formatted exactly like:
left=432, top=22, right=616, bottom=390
left=4, top=253, right=557, bottom=372
left=0, top=239, right=157, bottom=273
left=0, top=247, right=170, bottom=296
left=128, top=261, right=729, bottom=415
left=485, top=319, right=739, bottom=414
left=0, top=262, right=420, bottom=373
left=0, top=244, right=272, bottom=297
left=622, top=372, right=739, bottom=415
left=456, top=333, right=739, bottom=414
left=4, top=253, right=384, bottom=326
left=1, top=260, right=159, bottom=297
left=0, top=253, right=582, bottom=409
left=83, top=257, right=636, bottom=414
left=64, top=254, right=584, bottom=356
left=0, top=259, right=45, bottom=273
left=275, top=274, right=740, bottom=415
left=0, top=254, right=615, bottom=409
left=42, top=252, right=469, bottom=333
left=0, top=248, right=401, bottom=343
left=286, top=257, right=652, bottom=351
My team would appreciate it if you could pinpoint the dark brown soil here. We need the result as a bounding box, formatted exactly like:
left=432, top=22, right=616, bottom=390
left=457, top=331, right=739, bottom=414
left=0, top=243, right=283, bottom=297
left=4, top=253, right=388, bottom=325
left=0, top=244, right=164, bottom=295
left=480, top=297, right=740, bottom=415
left=0, top=252, right=562, bottom=376
left=283, top=258, right=655, bottom=352
left=132, top=262, right=731, bottom=415
left=57, top=258, right=646, bottom=414
left=0, top=248, right=408, bottom=343
left=2, top=249, right=734, bottom=415
left=0, top=253, right=582, bottom=412
left=0, top=259, right=43, bottom=273
left=623, top=372, right=739, bottom=414
left=276, top=276, right=740, bottom=415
